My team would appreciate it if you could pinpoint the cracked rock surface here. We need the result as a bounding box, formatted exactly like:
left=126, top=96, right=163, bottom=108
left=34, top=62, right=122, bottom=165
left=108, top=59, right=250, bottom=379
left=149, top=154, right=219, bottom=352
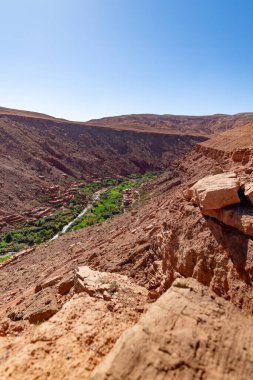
left=91, top=278, right=253, bottom=380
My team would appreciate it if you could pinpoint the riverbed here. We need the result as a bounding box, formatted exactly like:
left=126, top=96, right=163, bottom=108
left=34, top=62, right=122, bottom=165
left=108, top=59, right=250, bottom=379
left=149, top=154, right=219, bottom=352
left=50, top=188, right=106, bottom=241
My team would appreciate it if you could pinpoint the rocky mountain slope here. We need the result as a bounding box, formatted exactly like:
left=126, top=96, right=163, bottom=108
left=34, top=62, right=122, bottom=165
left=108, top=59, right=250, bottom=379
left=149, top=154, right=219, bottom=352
left=87, top=112, right=253, bottom=136
left=1, top=111, right=253, bottom=378
left=0, top=107, right=207, bottom=217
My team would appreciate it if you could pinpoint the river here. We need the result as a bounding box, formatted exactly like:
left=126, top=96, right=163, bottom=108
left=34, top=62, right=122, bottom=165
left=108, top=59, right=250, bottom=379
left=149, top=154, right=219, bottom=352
left=50, top=188, right=106, bottom=241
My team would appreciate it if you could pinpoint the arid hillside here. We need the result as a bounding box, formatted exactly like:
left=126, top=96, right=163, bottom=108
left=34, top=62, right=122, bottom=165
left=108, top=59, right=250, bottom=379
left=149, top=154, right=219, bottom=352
left=2, top=122, right=253, bottom=378
left=0, top=109, right=205, bottom=216
left=201, top=120, right=253, bottom=152
left=87, top=112, right=253, bottom=136
left=2, top=107, right=253, bottom=136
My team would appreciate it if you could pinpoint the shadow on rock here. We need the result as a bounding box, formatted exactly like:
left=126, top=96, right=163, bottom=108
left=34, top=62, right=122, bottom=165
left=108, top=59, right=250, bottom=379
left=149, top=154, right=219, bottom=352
left=206, top=217, right=251, bottom=285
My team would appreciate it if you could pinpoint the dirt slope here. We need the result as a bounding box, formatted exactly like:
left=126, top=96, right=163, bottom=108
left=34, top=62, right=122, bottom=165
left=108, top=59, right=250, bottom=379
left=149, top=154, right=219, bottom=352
left=2, top=145, right=253, bottom=314
left=2, top=107, right=253, bottom=136
left=201, top=121, right=253, bottom=152
left=1, top=139, right=253, bottom=377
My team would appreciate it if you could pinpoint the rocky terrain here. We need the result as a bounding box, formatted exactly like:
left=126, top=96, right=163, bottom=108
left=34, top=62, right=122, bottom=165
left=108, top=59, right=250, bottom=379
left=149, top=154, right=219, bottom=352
left=92, top=278, right=253, bottom=380
left=1, top=111, right=253, bottom=378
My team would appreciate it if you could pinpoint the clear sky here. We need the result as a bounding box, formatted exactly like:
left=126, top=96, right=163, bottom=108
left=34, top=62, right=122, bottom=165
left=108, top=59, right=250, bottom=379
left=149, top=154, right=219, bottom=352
left=0, top=0, right=253, bottom=121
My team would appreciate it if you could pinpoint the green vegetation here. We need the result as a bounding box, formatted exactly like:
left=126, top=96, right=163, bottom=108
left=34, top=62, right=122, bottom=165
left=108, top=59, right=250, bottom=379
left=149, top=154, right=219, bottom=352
left=70, top=171, right=160, bottom=232
left=71, top=179, right=134, bottom=231
left=79, top=178, right=119, bottom=197
left=0, top=254, right=10, bottom=263
left=0, top=208, right=82, bottom=255
left=0, top=171, right=161, bottom=255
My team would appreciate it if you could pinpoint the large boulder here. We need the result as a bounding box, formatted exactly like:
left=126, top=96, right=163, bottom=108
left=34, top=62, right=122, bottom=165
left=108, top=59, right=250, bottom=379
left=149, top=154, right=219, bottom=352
left=8, top=288, right=59, bottom=324
left=186, top=172, right=240, bottom=210
left=74, top=266, right=147, bottom=302
left=91, top=278, right=253, bottom=380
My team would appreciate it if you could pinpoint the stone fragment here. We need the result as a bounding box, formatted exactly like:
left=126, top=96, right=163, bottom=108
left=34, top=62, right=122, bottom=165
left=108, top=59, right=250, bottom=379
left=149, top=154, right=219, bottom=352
left=23, top=288, right=59, bottom=324
left=97, top=284, right=111, bottom=292
left=74, top=266, right=121, bottom=298
left=57, top=274, right=74, bottom=295
left=103, top=291, right=112, bottom=301
left=134, top=242, right=150, bottom=255
left=74, top=266, right=102, bottom=295
left=182, top=187, right=192, bottom=200
left=35, top=275, right=63, bottom=293
left=7, top=310, right=23, bottom=321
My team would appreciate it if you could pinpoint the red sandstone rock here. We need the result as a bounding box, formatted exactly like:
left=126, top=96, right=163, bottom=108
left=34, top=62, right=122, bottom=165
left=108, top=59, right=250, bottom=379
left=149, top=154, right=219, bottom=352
left=91, top=278, right=253, bottom=380
left=35, top=274, right=63, bottom=293
left=187, top=172, right=240, bottom=210
left=57, top=274, right=74, bottom=295
left=23, top=288, right=59, bottom=324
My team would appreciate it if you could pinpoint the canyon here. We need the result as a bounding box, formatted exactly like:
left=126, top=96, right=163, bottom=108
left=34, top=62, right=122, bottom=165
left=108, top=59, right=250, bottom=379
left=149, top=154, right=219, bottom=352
left=1, top=108, right=253, bottom=379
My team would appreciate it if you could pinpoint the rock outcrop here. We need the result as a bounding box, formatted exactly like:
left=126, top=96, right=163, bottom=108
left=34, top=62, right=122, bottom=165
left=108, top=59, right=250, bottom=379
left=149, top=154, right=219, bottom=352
left=7, top=288, right=59, bottom=324
left=3, top=151, right=253, bottom=379
left=23, top=288, right=59, bottom=324
left=185, top=173, right=253, bottom=238
left=204, top=205, right=253, bottom=238
left=74, top=266, right=144, bottom=301
left=35, top=274, right=63, bottom=293
left=91, top=278, right=253, bottom=380
left=0, top=271, right=148, bottom=380
left=57, top=274, right=74, bottom=295
left=185, top=172, right=240, bottom=210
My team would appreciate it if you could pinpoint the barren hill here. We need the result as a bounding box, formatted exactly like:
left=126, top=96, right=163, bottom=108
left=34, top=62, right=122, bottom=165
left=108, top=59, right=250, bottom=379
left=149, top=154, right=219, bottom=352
left=87, top=112, right=253, bottom=137
left=201, top=121, right=253, bottom=152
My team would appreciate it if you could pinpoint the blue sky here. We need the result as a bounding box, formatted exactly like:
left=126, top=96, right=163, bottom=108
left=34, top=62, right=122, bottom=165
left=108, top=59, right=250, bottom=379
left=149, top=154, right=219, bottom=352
left=0, top=0, right=253, bottom=120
